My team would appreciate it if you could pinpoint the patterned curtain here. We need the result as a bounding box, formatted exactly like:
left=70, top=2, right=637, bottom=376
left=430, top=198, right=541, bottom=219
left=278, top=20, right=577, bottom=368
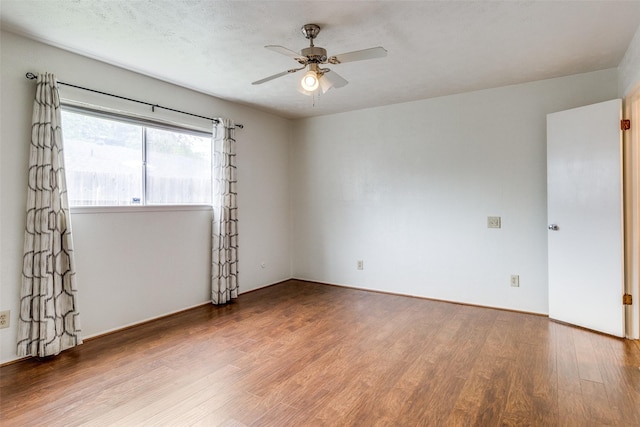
left=211, top=119, right=239, bottom=304
left=17, top=73, right=82, bottom=357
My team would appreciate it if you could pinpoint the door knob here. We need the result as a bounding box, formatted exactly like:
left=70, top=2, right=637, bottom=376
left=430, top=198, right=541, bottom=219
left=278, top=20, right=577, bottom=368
left=548, top=224, right=559, bottom=231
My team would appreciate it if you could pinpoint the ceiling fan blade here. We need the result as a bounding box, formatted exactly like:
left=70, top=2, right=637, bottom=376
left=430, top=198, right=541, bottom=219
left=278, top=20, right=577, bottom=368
left=265, top=45, right=307, bottom=63
left=322, top=69, right=348, bottom=89
left=328, top=46, right=387, bottom=64
left=252, top=68, right=300, bottom=85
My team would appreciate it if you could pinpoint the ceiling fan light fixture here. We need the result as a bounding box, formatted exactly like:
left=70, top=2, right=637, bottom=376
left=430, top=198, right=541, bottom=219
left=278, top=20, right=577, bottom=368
left=319, top=74, right=334, bottom=94
left=301, top=70, right=319, bottom=91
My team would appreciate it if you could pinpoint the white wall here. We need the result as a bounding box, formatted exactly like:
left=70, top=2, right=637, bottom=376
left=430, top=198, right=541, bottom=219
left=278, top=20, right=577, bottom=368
left=71, top=208, right=213, bottom=336
left=291, top=69, right=619, bottom=314
left=0, top=31, right=292, bottom=363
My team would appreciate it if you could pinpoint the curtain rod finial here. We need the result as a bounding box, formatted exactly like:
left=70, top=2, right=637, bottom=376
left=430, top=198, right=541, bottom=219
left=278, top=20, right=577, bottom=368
left=26, top=72, right=38, bottom=80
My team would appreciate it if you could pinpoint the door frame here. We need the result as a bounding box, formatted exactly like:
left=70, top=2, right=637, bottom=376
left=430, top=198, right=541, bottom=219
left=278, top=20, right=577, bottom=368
left=624, top=85, right=640, bottom=340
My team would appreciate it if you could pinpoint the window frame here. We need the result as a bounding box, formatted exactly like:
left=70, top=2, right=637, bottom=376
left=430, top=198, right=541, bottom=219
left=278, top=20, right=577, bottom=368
left=61, top=104, right=214, bottom=209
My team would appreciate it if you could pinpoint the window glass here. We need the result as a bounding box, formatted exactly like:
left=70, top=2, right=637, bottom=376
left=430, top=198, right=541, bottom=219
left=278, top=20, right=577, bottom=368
left=62, top=110, right=142, bottom=206
left=145, top=127, right=212, bottom=204
left=60, top=108, right=212, bottom=206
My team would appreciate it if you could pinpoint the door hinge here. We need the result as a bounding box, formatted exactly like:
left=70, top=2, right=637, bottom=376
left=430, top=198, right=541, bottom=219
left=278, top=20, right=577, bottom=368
left=623, top=293, right=632, bottom=305
left=621, top=119, right=630, bottom=130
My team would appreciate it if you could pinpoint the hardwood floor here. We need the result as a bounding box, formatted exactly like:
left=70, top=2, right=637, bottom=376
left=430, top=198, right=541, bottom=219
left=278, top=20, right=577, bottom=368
left=1, top=280, right=639, bottom=426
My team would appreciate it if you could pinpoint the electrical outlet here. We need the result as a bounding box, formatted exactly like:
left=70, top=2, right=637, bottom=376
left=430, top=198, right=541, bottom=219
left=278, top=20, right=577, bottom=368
left=488, top=216, right=501, bottom=229
left=357, top=260, right=364, bottom=270
left=510, top=275, right=520, bottom=287
left=0, top=310, right=10, bottom=329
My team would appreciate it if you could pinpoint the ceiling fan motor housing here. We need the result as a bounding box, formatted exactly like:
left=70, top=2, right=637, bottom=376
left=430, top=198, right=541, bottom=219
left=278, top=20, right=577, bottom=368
left=301, top=46, right=327, bottom=63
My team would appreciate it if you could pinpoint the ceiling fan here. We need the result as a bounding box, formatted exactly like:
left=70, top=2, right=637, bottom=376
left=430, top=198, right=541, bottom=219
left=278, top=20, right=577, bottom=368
left=252, top=24, right=387, bottom=94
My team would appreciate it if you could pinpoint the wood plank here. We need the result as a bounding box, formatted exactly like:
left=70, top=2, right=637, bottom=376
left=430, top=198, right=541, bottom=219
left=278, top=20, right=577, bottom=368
left=557, top=388, right=589, bottom=427
left=554, top=322, right=583, bottom=393
left=572, top=327, right=604, bottom=383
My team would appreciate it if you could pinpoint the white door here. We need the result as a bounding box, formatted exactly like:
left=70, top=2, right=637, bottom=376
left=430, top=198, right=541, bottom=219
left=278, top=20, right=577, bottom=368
left=547, top=99, right=624, bottom=337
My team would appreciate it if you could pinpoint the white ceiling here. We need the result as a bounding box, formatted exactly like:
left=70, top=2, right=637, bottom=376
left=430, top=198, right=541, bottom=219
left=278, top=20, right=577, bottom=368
left=2, top=1, right=639, bottom=119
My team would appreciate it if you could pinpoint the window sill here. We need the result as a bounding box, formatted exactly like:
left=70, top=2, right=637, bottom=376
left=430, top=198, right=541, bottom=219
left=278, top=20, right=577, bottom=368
left=70, top=205, right=213, bottom=215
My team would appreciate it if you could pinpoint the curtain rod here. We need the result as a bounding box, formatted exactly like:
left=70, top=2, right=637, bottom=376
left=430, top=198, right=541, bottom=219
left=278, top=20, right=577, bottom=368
left=25, top=72, right=244, bottom=129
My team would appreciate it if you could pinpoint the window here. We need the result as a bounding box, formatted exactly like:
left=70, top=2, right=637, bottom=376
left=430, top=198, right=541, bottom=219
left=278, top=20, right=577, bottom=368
left=61, top=108, right=212, bottom=206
